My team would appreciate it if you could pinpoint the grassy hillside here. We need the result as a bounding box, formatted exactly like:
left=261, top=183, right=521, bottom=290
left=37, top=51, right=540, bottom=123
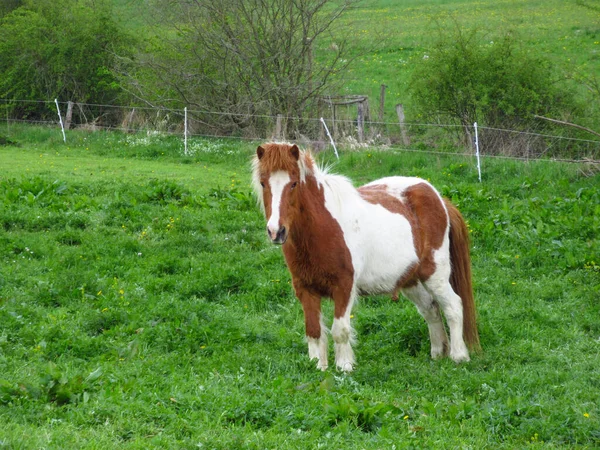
left=338, top=0, right=600, bottom=121
left=106, top=0, right=600, bottom=130
left=0, top=125, right=598, bottom=448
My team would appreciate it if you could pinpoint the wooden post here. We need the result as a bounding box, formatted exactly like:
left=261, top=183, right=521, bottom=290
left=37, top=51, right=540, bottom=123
left=357, top=101, right=365, bottom=143
left=379, top=84, right=387, bottom=123
left=65, top=101, right=74, bottom=130
left=122, top=108, right=136, bottom=132
left=395, top=103, right=410, bottom=146
left=332, top=104, right=337, bottom=138
left=275, top=114, right=283, bottom=141
left=318, top=101, right=325, bottom=143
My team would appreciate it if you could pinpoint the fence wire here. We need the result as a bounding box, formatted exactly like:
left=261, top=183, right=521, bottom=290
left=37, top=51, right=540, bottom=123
left=1, top=99, right=599, bottom=163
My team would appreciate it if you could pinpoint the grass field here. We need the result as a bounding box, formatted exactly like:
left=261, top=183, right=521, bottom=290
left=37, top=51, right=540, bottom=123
left=0, top=125, right=599, bottom=448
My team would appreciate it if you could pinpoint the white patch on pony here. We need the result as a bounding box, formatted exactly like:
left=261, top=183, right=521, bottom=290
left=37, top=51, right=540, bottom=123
left=331, top=287, right=357, bottom=372
left=307, top=314, right=328, bottom=371
left=266, top=171, right=290, bottom=237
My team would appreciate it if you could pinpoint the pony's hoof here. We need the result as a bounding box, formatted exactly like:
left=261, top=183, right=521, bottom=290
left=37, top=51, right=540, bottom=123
left=430, top=348, right=446, bottom=360
left=316, top=362, right=328, bottom=371
left=450, top=351, right=470, bottom=363
left=337, top=362, right=354, bottom=372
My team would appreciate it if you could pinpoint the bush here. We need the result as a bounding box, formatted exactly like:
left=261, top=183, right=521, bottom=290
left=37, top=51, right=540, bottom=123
left=409, top=26, right=580, bottom=144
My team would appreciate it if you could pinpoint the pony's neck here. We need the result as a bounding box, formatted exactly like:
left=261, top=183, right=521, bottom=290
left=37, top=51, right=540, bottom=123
left=288, top=174, right=327, bottom=245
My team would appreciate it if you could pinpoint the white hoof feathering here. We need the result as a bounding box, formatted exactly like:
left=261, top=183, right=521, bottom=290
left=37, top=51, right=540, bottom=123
left=307, top=336, right=328, bottom=370
left=450, top=349, right=470, bottom=363
left=334, top=342, right=355, bottom=372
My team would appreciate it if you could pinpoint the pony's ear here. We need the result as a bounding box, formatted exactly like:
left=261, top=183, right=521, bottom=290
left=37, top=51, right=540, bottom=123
left=256, top=145, right=265, bottom=160
left=290, top=144, right=300, bottom=161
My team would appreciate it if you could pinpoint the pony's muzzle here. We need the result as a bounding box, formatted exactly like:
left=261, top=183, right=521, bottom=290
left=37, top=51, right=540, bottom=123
left=268, top=225, right=287, bottom=244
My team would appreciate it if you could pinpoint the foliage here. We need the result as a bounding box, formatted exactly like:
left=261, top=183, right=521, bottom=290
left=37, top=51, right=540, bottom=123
left=0, top=125, right=598, bottom=448
left=409, top=26, right=580, bottom=143
left=0, top=0, right=21, bottom=17
left=0, top=0, right=133, bottom=120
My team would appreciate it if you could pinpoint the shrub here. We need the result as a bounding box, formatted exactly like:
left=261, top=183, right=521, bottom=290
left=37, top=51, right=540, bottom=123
left=409, top=26, right=580, bottom=145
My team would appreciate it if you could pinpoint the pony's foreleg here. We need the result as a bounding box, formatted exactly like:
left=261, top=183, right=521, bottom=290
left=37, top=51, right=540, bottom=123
left=331, top=284, right=357, bottom=372
left=298, top=289, right=328, bottom=371
left=402, top=283, right=449, bottom=359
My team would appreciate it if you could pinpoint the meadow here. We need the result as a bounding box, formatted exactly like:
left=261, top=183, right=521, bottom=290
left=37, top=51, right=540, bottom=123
left=0, top=125, right=598, bottom=448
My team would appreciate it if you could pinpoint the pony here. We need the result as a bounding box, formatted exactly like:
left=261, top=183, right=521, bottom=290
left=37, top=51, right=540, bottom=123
left=252, top=142, right=481, bottom=372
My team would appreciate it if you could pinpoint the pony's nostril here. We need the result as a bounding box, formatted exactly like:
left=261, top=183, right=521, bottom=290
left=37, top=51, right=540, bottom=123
left=277, top=226, right=286, bottom=240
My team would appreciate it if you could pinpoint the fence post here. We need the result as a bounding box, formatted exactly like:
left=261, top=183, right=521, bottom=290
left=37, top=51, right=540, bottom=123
left=184, top=106, right=188, bottom=156
left=332, top=104, right=338, bottom=138
left=474, top=122, right=482, bottom=182
left=54, top=99, right=66, bottom=143
left=357, top=101, right=364, bottom=143
left=65, top=101, right=74, bottom=130
left=378, top=84, right=387, bottom=122
left=123, top=108, right=136, bottom=132
left=275, top=114, right=283, bottom=140
left=395, top=103, right=410, bottom=146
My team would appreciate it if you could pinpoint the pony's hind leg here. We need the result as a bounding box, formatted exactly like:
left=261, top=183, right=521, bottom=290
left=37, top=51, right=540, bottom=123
left=423, top=269, right=470, bottom=363
left=331, top=284, right=357, bottom=372
left=298, top=288, right=328, bottom=370
left=401, top=283, right=449, bottom=360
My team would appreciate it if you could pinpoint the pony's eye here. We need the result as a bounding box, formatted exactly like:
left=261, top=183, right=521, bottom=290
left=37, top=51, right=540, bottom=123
left=291, top=182, right=298, bottom=189
left=260, top=182, right=265, bottom=188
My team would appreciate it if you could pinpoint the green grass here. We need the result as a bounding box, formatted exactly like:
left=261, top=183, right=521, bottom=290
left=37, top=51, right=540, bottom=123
left=0, top=125, right=599, bottom=448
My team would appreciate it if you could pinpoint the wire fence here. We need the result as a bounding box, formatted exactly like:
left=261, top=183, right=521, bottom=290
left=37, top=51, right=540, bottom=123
left=2, top=98, right=600, bottom=164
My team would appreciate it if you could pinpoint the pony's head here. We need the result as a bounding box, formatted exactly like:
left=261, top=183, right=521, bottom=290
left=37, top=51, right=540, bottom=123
left=252, top=142, right=314, bottom=244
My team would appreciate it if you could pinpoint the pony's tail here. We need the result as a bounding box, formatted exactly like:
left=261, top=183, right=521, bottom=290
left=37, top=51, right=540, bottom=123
left=444, top=199, right=481, bottom=353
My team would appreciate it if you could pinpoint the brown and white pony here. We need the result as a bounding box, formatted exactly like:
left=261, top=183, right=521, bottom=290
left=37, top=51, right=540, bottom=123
left=252, top=142, right=480, bottom=372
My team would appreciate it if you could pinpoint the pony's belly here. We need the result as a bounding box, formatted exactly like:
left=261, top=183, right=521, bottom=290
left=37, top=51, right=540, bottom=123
left=355, top=260, right=417, bottom=295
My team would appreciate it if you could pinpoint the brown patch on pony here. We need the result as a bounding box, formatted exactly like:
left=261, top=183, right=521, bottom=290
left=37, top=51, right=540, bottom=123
left=358, top=184, right=411, bottom=218
left=391, top=263, right=419, bottom=301
left=295, top=285, right=322, bottom=339
left=403, top=183, right=447, bottom=281
left=284, top=173, right=354, bottom=319
left=444, top=199, right=481, bottom=352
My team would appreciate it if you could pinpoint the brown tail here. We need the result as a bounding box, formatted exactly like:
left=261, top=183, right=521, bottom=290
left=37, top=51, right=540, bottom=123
left=444, top=199, right=481, bottom=353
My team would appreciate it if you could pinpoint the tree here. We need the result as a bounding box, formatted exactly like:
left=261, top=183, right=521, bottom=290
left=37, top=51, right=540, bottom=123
left=123, top=0, right=359, bottom=137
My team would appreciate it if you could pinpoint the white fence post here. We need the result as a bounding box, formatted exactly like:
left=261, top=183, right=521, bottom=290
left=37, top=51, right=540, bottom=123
left=55, top=99, right=66, bottom=143
left=184, top=106, right=188, bottom=156
left=320, top=117, right=339, bottom=160
left=474, top=122, right=481, bottom=182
